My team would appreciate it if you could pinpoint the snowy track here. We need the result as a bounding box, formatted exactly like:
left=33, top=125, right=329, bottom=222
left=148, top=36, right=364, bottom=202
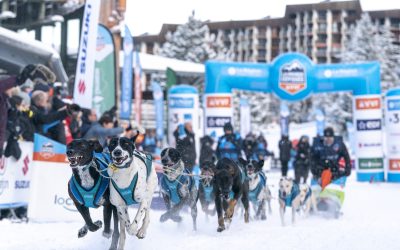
left=1, top=171, right=400, bottom=250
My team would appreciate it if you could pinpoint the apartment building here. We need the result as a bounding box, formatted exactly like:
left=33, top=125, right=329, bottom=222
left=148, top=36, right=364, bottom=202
left=134, top=0, right=400, bottom=64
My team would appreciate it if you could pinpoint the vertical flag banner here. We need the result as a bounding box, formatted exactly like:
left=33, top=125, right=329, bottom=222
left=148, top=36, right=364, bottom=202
left=385, top=89, right=400, bottom=182
left=240, top=98, right=251, bottom=137
left=120, top=25, right=133, bottom=120
left=280, top=103, right=289, bottom=136
left=315, top=109, right=325, bottom=136
left=93, top=24, right=116, bottom=116
left=73, top=0, right=100, bottom=109
left=134, top=50, right=142, bottom=125
left=152, top=81, right=164, bottom=141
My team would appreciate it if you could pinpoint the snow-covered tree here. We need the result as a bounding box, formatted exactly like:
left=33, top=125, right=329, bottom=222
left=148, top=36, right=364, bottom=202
left=340, top=13, right=400, bottom=91
left=158, top=13, right=228, bottom=63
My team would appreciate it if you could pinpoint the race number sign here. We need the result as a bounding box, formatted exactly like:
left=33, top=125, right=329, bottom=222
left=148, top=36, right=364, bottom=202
left=385, top=90, right=400, bottom=182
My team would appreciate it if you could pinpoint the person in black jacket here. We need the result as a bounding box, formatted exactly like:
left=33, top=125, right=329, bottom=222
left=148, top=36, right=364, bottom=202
left=278, top=135, right=292, bottom=177
left=199, top=135, right=215, bottom=167
left=311, top=127, right=351, bottom=181
left=173, top=122, right=196, bottom=172
left=294, top=135, right=311, bottom=184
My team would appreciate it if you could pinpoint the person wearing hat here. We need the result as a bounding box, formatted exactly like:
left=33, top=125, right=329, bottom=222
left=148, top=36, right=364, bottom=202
left=278, top=134, right=292, bottom=177
left=311, top=127, right=351, bottom=183
left=216, top=122, right=243, bottom=161
left=173, top=122, right=197, bottom=172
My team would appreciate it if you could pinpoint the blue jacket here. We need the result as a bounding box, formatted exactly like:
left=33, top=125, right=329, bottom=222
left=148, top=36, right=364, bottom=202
left=216, top=133, right=242, bottom=161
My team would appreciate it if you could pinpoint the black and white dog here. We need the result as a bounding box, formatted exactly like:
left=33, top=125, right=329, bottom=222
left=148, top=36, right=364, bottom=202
left=239, top=158, right=272, bottom=220
left=66, top=139, right=119, bottom=250
left=198, top=161, right=216, bottom=218
left=211, top=158, right=249, bottom=232
left=107, top=136, right=158, bottom=250
left=160, top=147, right=198, bottom=231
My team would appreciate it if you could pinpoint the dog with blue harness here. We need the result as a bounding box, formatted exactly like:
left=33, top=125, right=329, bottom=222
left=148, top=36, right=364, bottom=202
left=298, top=183, right=317, bottom=217
left=160, top=147, right=198, bottom=231
left=198, top=161, right=217, bottom=218
left=107, top=135, right=158, bottom=250
left=239, top=158, right=272, bottom=220
left=67, top=139, right=120, bottom=250
left=278, top=177, right=302, bottom=226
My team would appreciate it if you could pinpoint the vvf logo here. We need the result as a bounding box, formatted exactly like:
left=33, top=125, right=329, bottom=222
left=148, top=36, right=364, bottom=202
left=356, top=119, right=381, bottom=131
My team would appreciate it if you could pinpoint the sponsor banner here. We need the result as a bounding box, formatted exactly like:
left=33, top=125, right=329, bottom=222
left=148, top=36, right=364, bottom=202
left=169, top=97, right=194, bottom=109
left=206, top=96, right=232, bottom=108
left=152, top=81, right=164, bottom=141
left=0, top=142, right=33, bottom=208
left=73, top=0, right=101, bottom=109
left=356, top=119, right=381, bottom=131
left=358, top=158, right=383, bottom=170
left=93, top=24, right=116, bottom=116
left=207, top=116, right=232, bottom=128
left=134, top=51, right=143, bottom=125
left=355, top=97, right=381, bottom=110
left=33, top=134, right=68, bottom=163
left=240, top=98, right=251, bottom=137
left=279, top=60, right=306, bottom=95
left=388, top=99, right=400, bottom=111
left=389, top=159, right=400, bottom=171
left=120, top=25, right=133, bottom=120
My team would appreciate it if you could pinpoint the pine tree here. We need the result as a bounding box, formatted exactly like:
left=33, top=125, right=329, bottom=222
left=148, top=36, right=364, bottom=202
left=158, top=13, right=227, bottom=63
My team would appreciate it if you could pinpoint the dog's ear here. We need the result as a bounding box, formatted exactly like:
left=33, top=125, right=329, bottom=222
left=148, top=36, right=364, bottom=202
left=88, top=140, right=103, bottom=153
left=257, top=160, right=264, bottom=171
left=238, top=157, right=247, bottom=167
left=131, top=130, right=140, bottom=143
left=170, top=148, right=181, bottom=162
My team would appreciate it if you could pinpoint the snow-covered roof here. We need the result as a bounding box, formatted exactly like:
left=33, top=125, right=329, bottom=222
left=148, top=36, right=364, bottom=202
left=119, top=51, right=204, bottom=75
left=0, top=27, right=68, bottom=82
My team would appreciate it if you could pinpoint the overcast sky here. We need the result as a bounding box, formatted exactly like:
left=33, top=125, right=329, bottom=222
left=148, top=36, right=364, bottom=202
left=126, top=0, right=400, bottom=36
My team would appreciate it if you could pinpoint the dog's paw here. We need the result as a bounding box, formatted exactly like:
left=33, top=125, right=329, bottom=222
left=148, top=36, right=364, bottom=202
left=136, top=228, right=146, bottom=239
left=78, top=227, right=88, bottom=238
left=87, top=220, right=102, bottom=232
left=102, top=229, right=113, bottom=239
left=170, top=214, right=182, bottom=223
left=217, top=225, right=225, bottom=232
left=127, top=223, right=138, bottom=236
left=160, top=213, right=170, bottom=222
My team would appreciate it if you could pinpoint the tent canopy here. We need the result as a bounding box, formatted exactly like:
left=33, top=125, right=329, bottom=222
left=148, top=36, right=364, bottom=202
left=119, top=51, right=204, bottom=75
left=0, top=27, right=68, bottom=83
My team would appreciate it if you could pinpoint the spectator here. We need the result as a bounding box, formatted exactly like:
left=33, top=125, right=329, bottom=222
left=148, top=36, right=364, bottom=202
left=252, top=134, right=269, bottom=162
left=30, top=90, right=78, bottom=143
left=199, top=135, right=215, bottom=167
left=278, top=135, right=292, bottom=177
left=84, top=114, right=127, bottom=148
left=216, top=122, right=243, bottom=162
left=81, top=109, right=97, bottom=137
left=294, top=135, right=311, bottom=184
left=69, top=110, right=83, bottom=139
left=173, top=122, right=196, bottom=172
left=243, top=132, right=256, bottom=160
left=143, top=129, right=157, bottom=154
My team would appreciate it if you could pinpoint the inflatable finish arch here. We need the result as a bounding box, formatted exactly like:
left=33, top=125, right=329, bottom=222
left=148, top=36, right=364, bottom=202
left=205, top=53, right=383, bottom=182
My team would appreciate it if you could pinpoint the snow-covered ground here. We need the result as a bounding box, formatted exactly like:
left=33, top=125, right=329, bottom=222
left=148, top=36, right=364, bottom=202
left=1, top=170, right=400, bottom=250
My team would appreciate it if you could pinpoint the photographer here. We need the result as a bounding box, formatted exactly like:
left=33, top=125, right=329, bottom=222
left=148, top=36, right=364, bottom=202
left=30, top=90, right=80, bottom=142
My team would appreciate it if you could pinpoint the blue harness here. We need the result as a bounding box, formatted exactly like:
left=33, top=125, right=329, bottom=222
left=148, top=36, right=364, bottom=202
left=161, top=168, right=194, bottom=204
left=201, top=184, right=214, bottom=203
left=110, top=151, right=153, bottom=206
left=69, top=153, right=111, bottom=208
left=248, top=172, right=266, bottom=204
left=279, top=183, right=300, bottom=207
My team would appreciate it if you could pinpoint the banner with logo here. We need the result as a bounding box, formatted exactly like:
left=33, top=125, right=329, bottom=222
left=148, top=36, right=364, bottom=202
left=73, top=0, right=100, bottom=109
left=240, top=98, right=251, bottom=138
left=315, top=109, right=325, bottom=136
left=152, top=81, right=164, bottom=141
left=204, top=93, right=233, bottom=138
left=120, top=25, right=133, bottom=120
left=0, top=142, right=33, bottom=209
left=28, top=134, right=93, bottom=222
left=280, top=103, right=290, bottom=136
left=134, top=50, right=143, bottom=125
left=168, top=85, right=199, bottom=147
left=93, top=24, right=116, bottom=116
left=385, top=89, right=400, bottom=182
left=353, top=95, right=384, bottom=181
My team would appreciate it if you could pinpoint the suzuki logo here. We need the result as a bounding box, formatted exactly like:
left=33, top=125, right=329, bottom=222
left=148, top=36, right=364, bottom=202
left=22, top=156, right=29, bottom=176
left=78, top=80, right=86, bottom=94
left=356, top=98, right=381, bottom=110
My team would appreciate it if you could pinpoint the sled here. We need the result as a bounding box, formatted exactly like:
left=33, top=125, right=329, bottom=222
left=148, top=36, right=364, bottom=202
left=311, top=176, right=347, bottom=218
